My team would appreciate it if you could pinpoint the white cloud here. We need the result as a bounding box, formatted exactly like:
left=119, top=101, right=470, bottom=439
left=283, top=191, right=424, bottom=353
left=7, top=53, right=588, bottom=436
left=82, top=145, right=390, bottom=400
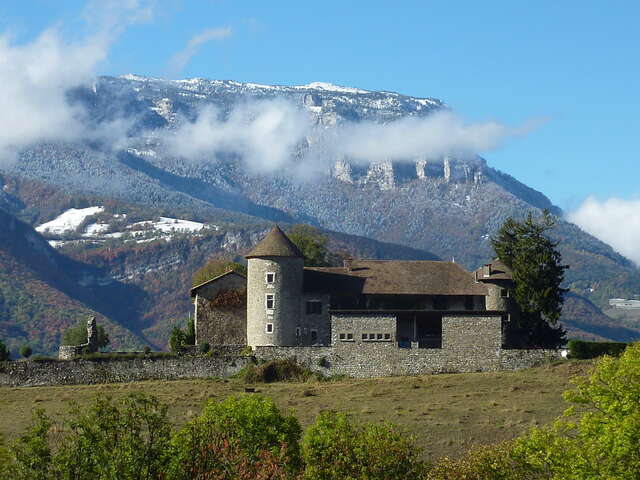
left=166, top=99, right=536, bottom=179
left=0, top=0, right=153, bottom=164
left=325, top=110, right=535, bottom=163
left=167, top=26, right=232, bottom=75
left=567, top=196, right=640, bottom=265
left=165, top=99, right=310, bottom=173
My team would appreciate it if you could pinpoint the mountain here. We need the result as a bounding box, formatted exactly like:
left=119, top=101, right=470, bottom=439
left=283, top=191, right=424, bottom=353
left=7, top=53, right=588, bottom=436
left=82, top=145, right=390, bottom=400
left=0, top=208, right=144, bottom=354
left=1, top=75, right=639, bottom=349
left=0, top=177, right=443, bottom=353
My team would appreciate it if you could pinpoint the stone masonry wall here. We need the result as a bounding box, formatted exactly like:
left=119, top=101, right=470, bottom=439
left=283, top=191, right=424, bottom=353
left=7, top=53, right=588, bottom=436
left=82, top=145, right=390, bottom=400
left=196, top=297, right=246, bottom=346
left=500, top=348, right=561, bottom=370
left=0, top=356, right=252, bottom=387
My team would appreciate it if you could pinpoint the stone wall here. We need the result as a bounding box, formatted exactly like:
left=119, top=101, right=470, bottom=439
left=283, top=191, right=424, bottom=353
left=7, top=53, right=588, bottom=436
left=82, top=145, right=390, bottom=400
left=0, top=345, right=561, bottom=387
left=499, top=348, right=562, bottom=370
left=0, top=356, right=252, bottom=387
left=196, top=297, right=246, bottom=346
left=194, top=272, right=247, bottom=346
left=58, top=345, right=84, bottom=360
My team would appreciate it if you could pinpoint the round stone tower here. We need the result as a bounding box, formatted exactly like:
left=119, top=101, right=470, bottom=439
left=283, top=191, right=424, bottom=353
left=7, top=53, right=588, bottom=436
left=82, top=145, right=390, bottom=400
left=245, top=226, right=304, bottom=347
left=476, top=259, right=515, bottom=312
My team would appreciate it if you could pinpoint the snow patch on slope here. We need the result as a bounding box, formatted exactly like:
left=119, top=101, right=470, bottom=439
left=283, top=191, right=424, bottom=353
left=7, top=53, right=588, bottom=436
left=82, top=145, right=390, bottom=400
left=36, top=207, right=104, bottom=235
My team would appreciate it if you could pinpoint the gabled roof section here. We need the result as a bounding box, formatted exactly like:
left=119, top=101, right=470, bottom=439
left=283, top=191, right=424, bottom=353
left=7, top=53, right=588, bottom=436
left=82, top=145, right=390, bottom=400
left=190, top=270, right=246, bottom=297
left=474, top=258, right=514, bottom=282
left=245, top=226, right=304, bottom=259
left=304, top=260, right=488, bottom=296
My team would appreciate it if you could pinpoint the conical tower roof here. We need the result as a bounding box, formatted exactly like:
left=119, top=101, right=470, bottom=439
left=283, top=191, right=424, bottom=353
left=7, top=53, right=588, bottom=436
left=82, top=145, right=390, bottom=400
left=245, top=226, right=304, bottom=259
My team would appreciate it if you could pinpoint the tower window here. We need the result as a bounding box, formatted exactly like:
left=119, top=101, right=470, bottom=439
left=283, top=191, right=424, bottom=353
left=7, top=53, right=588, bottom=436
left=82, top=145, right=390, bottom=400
left=306, top=300, right=322, bottom=315
left=295, top=327, right=301, bottom=337
left=265, top=323, right=273, bottom=333
left=266, top=272, right=275, bottom=285
left=500, top=289, right=509, bottom=298
left=265, top=294, right=275, bottom=310
left=311, top=329, right=318, bottom=343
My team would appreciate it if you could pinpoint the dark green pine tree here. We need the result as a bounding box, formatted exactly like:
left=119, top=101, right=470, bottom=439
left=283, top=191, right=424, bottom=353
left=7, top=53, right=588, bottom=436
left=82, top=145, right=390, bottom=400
left=491, top=211, right=568, bottom=348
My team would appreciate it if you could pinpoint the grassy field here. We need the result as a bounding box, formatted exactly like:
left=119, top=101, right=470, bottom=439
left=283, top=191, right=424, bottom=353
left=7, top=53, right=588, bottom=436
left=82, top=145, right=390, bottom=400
left=0, top=360, right=593, bottom=462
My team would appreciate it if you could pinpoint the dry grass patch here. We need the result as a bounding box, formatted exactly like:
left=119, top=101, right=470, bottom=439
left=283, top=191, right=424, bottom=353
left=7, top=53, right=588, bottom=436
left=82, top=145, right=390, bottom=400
left=0, top=360, right=593, bottom=461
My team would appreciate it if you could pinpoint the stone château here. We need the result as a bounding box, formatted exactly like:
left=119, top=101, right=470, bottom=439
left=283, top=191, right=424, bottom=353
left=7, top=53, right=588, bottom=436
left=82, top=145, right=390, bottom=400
left=190, top=226, right=559, bottom=377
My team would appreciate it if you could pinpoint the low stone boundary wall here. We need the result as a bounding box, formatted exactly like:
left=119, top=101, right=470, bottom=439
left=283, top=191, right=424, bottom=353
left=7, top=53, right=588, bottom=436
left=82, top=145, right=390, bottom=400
left=254, top=345, right=562, bottom=378
left=0, top=346, right=563, bottom=387
left=0, top=356, right=252, bottom=387
left=499, top=349, right=562, bottom=370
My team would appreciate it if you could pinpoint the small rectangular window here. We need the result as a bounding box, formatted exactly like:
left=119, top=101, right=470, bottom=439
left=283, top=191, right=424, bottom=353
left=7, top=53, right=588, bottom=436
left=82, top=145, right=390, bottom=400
left=368, top=333, right=375, bottom=340
left=266, top=294, right=275, bottom=310
left=296, top=327, right=301, bottom=337
left=339, top=333, right=346, bottom=340
left=377, top=333, right=383, bottom=340
left=384, top=333, right=391, bottom=340
left=347, top=333, right=353, bottom=340
left=265, top=323, right=273, bottom=333
left=266, top=272, right=275, bottom=284
left=311, top=330, right=318, bottom=343
left=306, top=301, right=322, bottom=315
left=500, top=289, right=509, bottom=298
left=362, top=333, right=368, bottom=340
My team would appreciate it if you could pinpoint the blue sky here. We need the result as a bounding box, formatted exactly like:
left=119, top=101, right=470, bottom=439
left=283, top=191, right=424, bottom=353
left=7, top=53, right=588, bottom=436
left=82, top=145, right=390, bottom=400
left=1, top=0, right=638, bottom=212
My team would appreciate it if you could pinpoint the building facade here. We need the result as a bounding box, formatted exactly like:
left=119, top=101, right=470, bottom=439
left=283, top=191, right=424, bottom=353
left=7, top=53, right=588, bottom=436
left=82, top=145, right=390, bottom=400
left=192, top=226, right=524, bottom=352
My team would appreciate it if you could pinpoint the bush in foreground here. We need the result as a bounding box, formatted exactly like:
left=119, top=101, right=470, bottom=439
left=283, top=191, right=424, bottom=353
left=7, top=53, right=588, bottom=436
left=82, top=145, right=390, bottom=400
left=168, top=395, right=303, bottom=478
left=302, top=411, right=426, bottom=480
left=515, top=342, right=640, bottom=479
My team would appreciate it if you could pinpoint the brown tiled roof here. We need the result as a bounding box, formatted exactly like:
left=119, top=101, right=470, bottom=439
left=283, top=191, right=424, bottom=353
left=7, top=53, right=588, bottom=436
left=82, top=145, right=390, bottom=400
left=245, top=226, right=304, bottom=259
left=190, top=270, right=246, bottom=297
left=474, top=258, right=514, bottom=281
left=304, top=260, right=488, bottom=295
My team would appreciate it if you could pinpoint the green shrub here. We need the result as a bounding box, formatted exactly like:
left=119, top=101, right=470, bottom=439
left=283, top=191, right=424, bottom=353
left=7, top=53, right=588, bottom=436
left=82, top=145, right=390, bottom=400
left=516, top=342, right=640, bottom=479
left=302, top=412, right=426, bottom=480
left=167, top=395, right=302, bottom=478
left=427, top=442, right=538, bottom=480
left=567, top=339, right=628, bottom=359
left=0, top=340, right=10, bottom=361
left=234, top=358, right=315, bottom=383
left=316, top=356, right=329, bottom=368
left=198, top=342, right=211, bottom=354
left=62, top=321, right=109, bottom=349
left=185, top=318, right=195, bottom=346
left=5, top=394, right=172, bottom=480
left=169, top=327, right=187, bottom=353
left=19, top=346, right=32, bottom=359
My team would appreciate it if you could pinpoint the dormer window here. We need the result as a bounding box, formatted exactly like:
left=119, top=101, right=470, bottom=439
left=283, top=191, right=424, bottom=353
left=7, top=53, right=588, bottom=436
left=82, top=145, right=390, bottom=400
left=266, top=272, right=275, bottom=285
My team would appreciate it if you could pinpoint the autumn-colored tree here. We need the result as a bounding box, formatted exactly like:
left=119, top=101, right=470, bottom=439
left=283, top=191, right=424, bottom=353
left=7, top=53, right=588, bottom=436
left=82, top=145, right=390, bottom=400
left=192, top=260, right=246, bottom=287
